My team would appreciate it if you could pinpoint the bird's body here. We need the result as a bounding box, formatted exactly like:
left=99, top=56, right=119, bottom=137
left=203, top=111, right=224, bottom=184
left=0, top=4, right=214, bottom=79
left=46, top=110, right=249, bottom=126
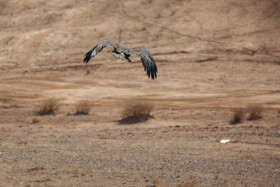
left=83, top=39, right=157, bottom=79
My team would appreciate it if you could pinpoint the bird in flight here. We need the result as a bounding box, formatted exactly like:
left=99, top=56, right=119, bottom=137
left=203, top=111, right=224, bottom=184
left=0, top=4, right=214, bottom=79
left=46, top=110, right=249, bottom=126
left=83, top=39, right=157, bottom=79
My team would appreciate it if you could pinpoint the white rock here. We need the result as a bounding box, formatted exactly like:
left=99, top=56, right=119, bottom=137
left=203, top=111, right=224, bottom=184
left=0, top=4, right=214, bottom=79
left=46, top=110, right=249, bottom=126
left=220, top=139, right=230, bottom=143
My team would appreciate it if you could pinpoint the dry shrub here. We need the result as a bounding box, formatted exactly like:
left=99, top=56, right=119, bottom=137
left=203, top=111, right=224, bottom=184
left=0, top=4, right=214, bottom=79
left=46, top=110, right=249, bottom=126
left=170, top=9, right=177, bottom=16
left=98, top=31, right=105, bottom=38
left=31, top=117, right=40, bottom=124
left=243, top=153, right=254, bottom=159
left=86, top=68, right=91, bottom=74
left=230, top=109, right=246, bottom=124
left=74, top=101, right=91, bottom=115
left=151, top=179, right=168, bottom=187
left=178, top=181, right=195, bottom=187
left=70, top=167, right=84, bottom=177
left=247, top=105, right=263, bottom=121
left=37, top=99, right=59, bottom=115
left=156, top=12, right=162, bottom=18
left=119, top=101, right=154, bottom=124
left=164, top=2, right=170, bottom=7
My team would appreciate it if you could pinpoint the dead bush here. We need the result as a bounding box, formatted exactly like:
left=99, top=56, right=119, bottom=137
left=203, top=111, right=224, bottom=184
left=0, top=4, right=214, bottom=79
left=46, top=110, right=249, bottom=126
left=243, top=153, right=254, bottom=159
left=70, top=167, right=84, bottom=177
left=170, top=9, right=177, bottom=16
left=37, top=99, right=59, bottom=116
left=119, top=101, right=154, bottom=124
left=230, top=109, right=246, bottom=124
left=86, top=68, right=91, bottom=75
left=151, top=179, right=168, bottom=187
left=178, top=181, right=195, bottom=187
left=74, top=101, right=91, bottom=115
left=31, top=117, right=40, bottom=123
left=247, top=105, right=263, bottom=121
left=156, top=12, right=162, bottom=18
left=98, top=31, right=105, bottom=38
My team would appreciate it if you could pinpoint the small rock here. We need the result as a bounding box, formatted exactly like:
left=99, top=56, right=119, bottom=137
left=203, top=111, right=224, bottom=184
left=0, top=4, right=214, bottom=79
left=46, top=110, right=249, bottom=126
left=220, top=139, right=230, bottom=143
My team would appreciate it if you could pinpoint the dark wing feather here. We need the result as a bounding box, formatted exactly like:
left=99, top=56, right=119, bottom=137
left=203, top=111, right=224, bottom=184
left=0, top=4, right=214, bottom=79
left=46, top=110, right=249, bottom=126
left=141, top=55, right=157, bottom=79
left=123, top=47, right=157, bottom=79
left=83, top=39, right=114, bottom=64
left=83, top=45, right=97, bottom=63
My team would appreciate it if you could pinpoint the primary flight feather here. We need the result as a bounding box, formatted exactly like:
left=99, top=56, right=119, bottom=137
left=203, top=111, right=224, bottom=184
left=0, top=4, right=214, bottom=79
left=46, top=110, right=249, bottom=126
left=83, top=39, right=157, bottom=79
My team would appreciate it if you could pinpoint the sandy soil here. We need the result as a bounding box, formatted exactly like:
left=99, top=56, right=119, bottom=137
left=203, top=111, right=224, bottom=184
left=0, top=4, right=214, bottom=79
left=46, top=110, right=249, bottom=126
left=0, top=0, right=280, bottom=186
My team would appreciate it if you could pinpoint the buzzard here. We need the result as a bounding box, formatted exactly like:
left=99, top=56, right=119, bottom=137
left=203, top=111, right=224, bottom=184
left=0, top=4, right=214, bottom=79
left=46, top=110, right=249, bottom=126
left=83, top=39, right=157, bottom=79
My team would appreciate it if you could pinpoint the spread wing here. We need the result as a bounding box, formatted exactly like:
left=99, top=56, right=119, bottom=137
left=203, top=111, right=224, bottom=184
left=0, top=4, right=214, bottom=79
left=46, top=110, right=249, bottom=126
left=122, top=47, right=157, bottom=79
left=83, top=39, right=115, bottom=64
left=141, top=50, right=157, bottom=79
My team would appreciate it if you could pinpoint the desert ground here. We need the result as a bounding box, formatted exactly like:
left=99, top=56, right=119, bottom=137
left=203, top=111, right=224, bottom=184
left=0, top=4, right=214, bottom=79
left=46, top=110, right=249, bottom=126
left=0, top=0, right=280, bottom=186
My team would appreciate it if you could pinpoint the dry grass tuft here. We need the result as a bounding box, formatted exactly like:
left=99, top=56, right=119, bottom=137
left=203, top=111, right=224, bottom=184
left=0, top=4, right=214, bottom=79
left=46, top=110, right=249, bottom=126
left=164, top=2, right=170, bottom=7
left=119, top=101, right=154, bottom=124
left=230, top=109, right=246, bottom=124
left=98, top=31, right=105, bottom=38
left=243, top=153, right=254, bottom=159
left=70, top=167, right=84, bottom=177
left=86, top=68, right=91, bottom=74
left=156, top=12, right=162, bottom=18
left=178, top=181, right=195, bottom=187
left=247, top=105, right=263, bottom=121
left=214, top=174, right=219, bottom=180
left=37, top=99, right=59, bottom=116
left=170, top=9, right=177, bottom=16
left=151, top=179, right=168, bottom=187
left=31, top=116, right=40, bottom=124
left=74, top=101, right=91, bottom=115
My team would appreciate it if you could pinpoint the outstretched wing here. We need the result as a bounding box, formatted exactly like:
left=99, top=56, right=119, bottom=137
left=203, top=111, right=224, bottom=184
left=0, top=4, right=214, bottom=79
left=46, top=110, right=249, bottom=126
left=141, top=50, right=157, bottom=79
left=121, top=47, right=157, bottom=79
left=83, top=39, right=115, bottom=64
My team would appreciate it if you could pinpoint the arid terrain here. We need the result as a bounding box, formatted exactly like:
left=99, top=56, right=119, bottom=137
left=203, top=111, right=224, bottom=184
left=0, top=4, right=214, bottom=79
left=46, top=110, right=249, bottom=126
left=0, top=0, right=280, bottom=186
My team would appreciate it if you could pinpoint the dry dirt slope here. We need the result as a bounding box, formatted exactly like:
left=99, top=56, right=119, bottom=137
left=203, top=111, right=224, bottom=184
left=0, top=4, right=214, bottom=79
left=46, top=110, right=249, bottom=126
left=0, top=0, right=280, bottom=186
